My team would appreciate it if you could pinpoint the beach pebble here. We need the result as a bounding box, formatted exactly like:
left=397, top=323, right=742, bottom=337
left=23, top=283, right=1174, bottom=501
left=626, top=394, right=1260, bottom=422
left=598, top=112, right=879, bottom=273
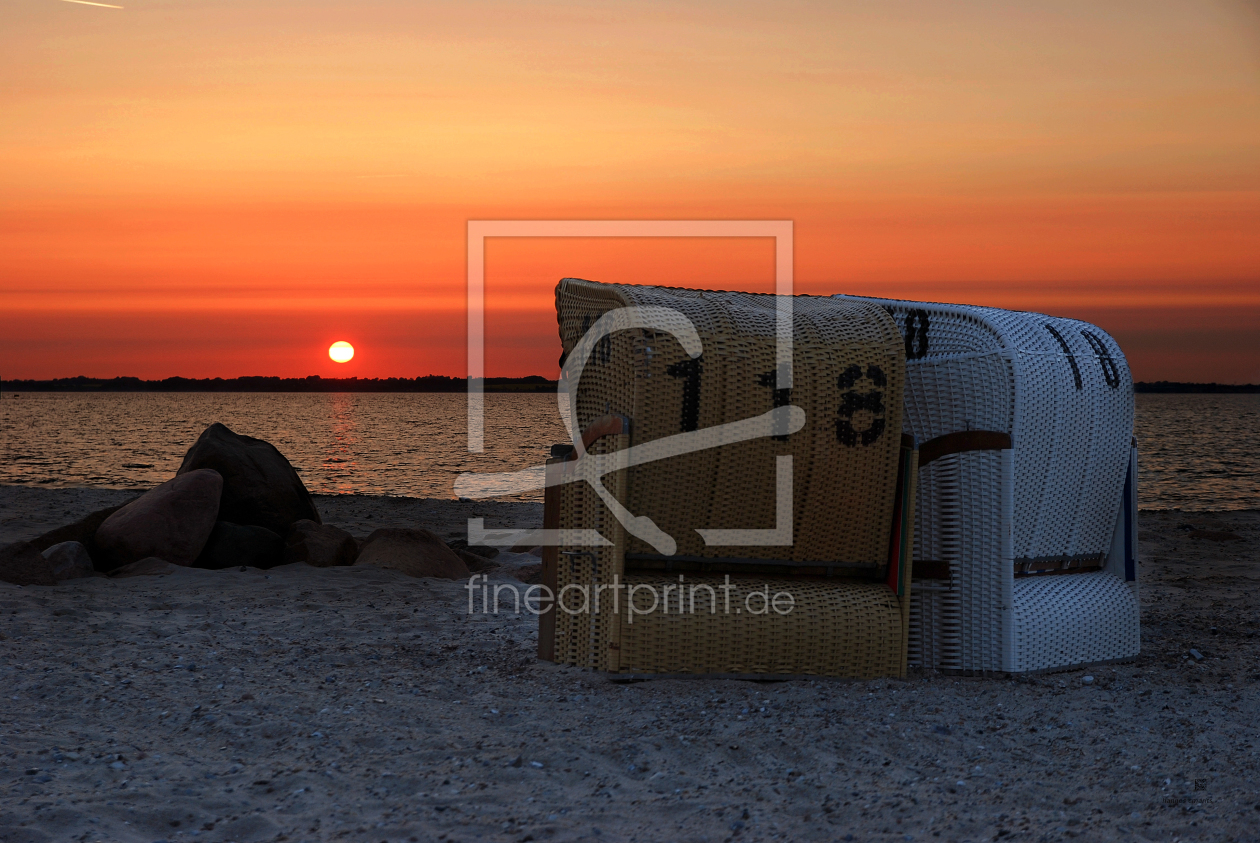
left=1082, top=676, right=1094, bottom=685
left=42, top=541, right=96, bottom=580
left=1190, top=649, right=1204, bottom=661
left=178, top=422, right=321, bottom=534
left=95, top=469, right=223, bottom=567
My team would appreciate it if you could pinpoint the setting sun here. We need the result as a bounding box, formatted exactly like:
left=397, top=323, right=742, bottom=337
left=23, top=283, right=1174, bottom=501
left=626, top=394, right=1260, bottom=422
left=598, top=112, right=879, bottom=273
left=328, top=341, right=354, bottom=363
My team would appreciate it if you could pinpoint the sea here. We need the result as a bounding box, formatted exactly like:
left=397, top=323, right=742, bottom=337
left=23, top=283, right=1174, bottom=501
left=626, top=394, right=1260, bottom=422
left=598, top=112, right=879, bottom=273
left=1, top=392, right=1256, bottom=511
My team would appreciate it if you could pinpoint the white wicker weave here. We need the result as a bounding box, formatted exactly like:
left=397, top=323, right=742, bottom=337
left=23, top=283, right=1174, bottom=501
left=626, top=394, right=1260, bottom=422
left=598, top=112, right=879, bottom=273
left=833, top=296, right=1140, bottom=673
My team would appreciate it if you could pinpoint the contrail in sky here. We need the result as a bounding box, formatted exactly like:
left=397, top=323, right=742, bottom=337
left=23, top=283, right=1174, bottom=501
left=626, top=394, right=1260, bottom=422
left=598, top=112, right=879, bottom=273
left=59, top=0, right=124, bottom=7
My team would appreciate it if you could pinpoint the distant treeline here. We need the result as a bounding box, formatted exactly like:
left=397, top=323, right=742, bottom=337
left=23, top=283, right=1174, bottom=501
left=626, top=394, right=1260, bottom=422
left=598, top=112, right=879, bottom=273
left=1134, top=382, right=1259, bottom=394
left=0, top=375, right=558, bottom=393
left=3, top=376, right=1255, bottom=394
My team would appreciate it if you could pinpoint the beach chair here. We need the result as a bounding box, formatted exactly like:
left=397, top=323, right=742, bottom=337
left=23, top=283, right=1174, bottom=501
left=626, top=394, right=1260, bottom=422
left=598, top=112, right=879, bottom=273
left=537, top=279, right=918, bottom=678
left=833, top=295, right=1140, bottom=673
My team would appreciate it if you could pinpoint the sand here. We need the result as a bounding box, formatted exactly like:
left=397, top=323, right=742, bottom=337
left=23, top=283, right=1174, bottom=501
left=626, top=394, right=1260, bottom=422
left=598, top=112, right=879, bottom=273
left=1, top=486, right=1259, bottom=843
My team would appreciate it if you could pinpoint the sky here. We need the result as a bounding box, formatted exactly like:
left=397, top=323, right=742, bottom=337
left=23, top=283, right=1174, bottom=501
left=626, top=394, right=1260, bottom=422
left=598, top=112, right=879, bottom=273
left=2, top=0, right=1258, bottom=382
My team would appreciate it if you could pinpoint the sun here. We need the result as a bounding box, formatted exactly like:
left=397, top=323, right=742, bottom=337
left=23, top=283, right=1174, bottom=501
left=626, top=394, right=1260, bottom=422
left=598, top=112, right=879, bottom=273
left=328, top=341, right=355, bottom=363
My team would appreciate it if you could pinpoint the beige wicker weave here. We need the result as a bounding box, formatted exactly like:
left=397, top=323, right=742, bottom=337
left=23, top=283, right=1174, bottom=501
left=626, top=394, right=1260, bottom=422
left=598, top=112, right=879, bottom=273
left=539, top=279, right=918, bottom=678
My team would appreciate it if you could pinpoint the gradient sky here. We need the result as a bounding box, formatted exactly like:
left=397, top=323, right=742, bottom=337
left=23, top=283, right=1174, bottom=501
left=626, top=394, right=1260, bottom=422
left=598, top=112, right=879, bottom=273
left=2, top=0, right=1258, bottom=382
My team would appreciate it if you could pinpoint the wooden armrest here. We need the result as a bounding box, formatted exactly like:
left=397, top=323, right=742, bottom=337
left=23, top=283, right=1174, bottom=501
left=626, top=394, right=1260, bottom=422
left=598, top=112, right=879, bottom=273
left=918, top=430, right=1011, bottom=468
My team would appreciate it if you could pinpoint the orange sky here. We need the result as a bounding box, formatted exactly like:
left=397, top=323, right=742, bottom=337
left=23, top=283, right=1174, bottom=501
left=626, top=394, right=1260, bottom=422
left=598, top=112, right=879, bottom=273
left=2, top=0, right=1258, bottom=382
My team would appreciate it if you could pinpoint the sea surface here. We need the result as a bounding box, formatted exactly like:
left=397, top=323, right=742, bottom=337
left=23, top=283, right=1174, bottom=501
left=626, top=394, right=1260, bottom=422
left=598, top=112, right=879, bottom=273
left=1, top=392, right=1256, bottom=510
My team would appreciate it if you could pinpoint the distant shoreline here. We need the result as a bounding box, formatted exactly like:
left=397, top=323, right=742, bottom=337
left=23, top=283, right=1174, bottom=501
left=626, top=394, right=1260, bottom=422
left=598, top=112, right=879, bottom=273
left=0, top=376, right=1255, bottom=393
left=0, top=375, right=558, bottom=393
left=1133, top=382, right=1259, bottom=394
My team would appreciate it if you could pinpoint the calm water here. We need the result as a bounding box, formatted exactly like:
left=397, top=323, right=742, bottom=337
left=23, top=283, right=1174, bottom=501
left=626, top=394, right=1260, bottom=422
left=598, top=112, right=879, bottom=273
left=0, top=392, right=1256, bottom=510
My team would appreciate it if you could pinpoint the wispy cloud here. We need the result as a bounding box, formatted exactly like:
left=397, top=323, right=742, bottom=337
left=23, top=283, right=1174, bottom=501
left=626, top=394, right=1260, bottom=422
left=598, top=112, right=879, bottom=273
left=59, top=0, right=124, bottom=8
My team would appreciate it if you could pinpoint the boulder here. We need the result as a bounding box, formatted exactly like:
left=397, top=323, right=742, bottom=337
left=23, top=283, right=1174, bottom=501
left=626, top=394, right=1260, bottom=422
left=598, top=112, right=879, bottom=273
left=282, top=520, right=358, bottom=568
left=0, top=541, right=57, bottom=587
left=447, top=538, right=500, bottom=560
left=109, top=557, right=177, bottom=578
left=94, top=469, right=222, bottom=568
left=456, top=548, right=498, bottom=573
left=178, top=422, right=320, bottom=534
left=30, top=501, right=138, bottom=570
left=196, top=521, right=285, bottom=570
left=41, top=541, right=96, bottom=580
left=354, top=528, right=470, bottom=580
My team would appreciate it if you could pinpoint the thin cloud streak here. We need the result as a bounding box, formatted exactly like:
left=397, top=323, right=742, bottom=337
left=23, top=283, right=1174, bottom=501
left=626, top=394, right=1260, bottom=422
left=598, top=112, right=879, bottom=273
left=59, top=0, right=124, bottom=7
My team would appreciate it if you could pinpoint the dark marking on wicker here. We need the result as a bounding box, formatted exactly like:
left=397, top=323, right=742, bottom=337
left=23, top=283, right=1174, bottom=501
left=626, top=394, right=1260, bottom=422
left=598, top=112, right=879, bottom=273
left=1080, top=330, right=1120, bottom=388
left=885, top=436, right=915, bottom=596
left=836, top=386, right=886, bottom=447
left=912, top=559, right=953, bottom=580
left=758, top=371, right=792, bottom=441
left=1044, top=324, right=1082, bottom=390
left=837, top=364, right=863, bottom=389
left=918, top=430, right=1012, bottom=467
left=1014, top=553, right=1105, bottom=576
left=576, top=314, right=612, bottom=367
left=624, top=553, right=878, bottom=579
left=666, top=355, right=703, bottom=432
left=904, top=309, right=930, bottom=359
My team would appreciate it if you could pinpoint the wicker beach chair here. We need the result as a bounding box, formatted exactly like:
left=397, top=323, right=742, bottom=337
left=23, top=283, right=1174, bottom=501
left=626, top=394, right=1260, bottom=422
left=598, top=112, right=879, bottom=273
left=834, top=295, right=1140, bottom=673
left=537, top=279, right=918, bottom=679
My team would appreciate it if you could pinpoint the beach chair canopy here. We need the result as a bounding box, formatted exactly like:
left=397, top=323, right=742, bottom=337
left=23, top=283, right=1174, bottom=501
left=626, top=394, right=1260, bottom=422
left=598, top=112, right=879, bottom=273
left=556, top=278, right=908, bottom=567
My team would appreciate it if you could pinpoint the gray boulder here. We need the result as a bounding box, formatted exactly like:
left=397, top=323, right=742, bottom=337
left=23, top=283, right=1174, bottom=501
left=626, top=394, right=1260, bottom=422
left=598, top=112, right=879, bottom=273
left=42, top=541, right=96, bottom=580
left=282, top=519, right=357, bottom=568
left=177, top=422, right=320, bottom=534
left=94, top=469, right=222, bottom=568
left=354, top=528, right=470, bottom=580
left=196, top=521, right=285, bottom=570
left=31, top=501, right=138, bottom=571
left=0, top=541, right=57, bottom=587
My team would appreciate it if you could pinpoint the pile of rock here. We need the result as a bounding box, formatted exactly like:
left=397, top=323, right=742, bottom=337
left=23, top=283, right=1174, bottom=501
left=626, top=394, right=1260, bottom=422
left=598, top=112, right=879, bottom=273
left=0, top=423, right=494, bottom=586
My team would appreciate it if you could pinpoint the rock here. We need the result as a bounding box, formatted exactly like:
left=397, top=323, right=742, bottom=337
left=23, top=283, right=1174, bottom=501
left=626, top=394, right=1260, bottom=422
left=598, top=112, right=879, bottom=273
left=1081, top=675, right=1094, bottom=685
left=456, top=548, right=498, bottom=573
left=30, top=501, right=138, bottom=570
left=196, top=521, right=285, bottom=570
left=447, top=539, right=500, bottom=560
left=514, top=563, right=543, bottom=584
left=94, top=470, right=223, bottom=568
left=1189, top=649, right=1204, bottom=661
left=109, top=557, right=177, bottom=578
left=41, top=541, right=96, bottom=580
left=177, top=422, right=320, bottom=534
left=354, top=528, right=470, bottom=580
left=282, top=520, right=357, bottom=568
left=0, top=541, right=57, bottom=587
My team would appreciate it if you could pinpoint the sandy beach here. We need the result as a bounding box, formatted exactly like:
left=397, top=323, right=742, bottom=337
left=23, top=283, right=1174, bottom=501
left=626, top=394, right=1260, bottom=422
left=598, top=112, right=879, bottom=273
left=2, top=486, right=1259, bottom=843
